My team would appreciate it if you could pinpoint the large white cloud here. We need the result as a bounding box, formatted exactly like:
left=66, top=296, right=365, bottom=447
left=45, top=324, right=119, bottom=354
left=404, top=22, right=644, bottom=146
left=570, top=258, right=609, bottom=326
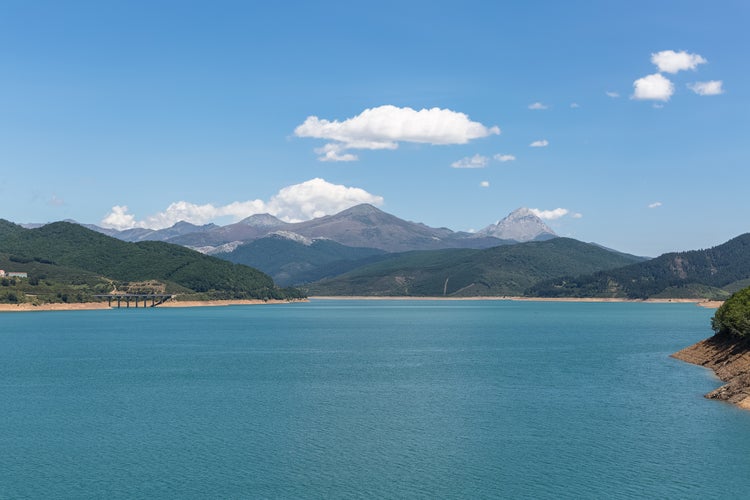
left=100, top=178, right=384, bottom=230
left=294, top=105, right=500, bottom=161
left=687, top=80, right=724, bottom=96
left=632, top=73, right=674, bottom=101
left=529, top=208, right=569, bottom=220
left=651, top=50, right=706, bottom=74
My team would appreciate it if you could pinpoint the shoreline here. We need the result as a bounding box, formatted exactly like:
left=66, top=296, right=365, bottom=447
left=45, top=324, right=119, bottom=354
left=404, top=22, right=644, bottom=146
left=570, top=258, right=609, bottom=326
left=672, top=333, right=750, bottom=410
left=310, top=296, right=723, bottom=308
left=0, top=296, right=721, bottom=312
left=0, top=298, right=306, bottom=312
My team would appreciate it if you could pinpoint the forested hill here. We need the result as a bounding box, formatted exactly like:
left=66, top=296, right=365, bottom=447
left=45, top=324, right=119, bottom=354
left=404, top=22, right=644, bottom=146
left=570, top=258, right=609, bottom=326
left=528, top=233, right=750, bottom=299
left=0, top=220, right=303, bottom=302
left=306, top=237, right=645, bottom=297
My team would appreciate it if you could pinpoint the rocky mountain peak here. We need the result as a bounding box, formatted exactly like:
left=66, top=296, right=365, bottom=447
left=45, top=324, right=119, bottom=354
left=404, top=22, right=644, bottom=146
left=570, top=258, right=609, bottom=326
left=477, top=207, right=557, bottom=242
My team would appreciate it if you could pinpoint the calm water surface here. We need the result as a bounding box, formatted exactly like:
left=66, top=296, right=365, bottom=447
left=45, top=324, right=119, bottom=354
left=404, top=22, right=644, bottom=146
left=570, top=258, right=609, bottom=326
left=1, top=300, right=749, bottom=499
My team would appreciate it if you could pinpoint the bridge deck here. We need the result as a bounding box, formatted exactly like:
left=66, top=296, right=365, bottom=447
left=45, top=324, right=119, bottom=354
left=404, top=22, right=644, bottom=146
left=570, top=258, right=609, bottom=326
left=94, top=294, right=174, bottom=308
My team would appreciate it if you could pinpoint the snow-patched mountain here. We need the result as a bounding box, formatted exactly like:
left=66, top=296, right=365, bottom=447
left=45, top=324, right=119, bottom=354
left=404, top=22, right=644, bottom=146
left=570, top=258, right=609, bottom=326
left=476, top=208, right=557, bottom=242
left=167, top=204, right=508, bottom=253
left=75, top=204, right=542, bottom=252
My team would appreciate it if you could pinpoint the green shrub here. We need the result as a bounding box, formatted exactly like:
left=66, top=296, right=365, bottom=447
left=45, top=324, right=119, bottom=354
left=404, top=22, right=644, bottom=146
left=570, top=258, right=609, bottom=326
left=711, top=286, right=750, bottom=338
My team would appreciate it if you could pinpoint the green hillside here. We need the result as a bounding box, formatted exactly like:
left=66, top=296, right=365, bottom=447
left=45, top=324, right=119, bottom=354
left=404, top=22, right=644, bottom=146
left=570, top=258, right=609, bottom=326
left=220, top=235, right=386, bottom=286
left=305, top=237, right=645, bottom=297
left=0, top=220, right=304, bottom=303
left=528, top=233, right=750, bottom=299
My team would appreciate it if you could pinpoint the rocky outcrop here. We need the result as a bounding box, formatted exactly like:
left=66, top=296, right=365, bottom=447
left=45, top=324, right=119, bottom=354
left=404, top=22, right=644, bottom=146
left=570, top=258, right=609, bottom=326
left=672, top=333, right=750, bottom=409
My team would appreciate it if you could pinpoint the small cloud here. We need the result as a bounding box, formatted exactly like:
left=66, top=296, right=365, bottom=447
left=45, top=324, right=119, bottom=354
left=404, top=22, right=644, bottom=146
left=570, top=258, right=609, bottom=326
left=651, top=50, right=706, bottom=74
left=47, top=194, right=65, bottom=207
left=572, top=213, right=583, bottom=219
left=606, top=91, right=620, bottom=98
left=529, top=140, right=549, bottom=148
left=480, top=181, right=490, bottom=188
left=688, top=80, right=724, bottom=96
left=653, top=104, right=664, bottom=109
left=529, top=208, right=569, bottom=220
left=451, top=154, right=489, bottom=169
left=570, top=102, right=580, bottom=108
left=494, top=154, right=516, bottom=162
left=528, top=102, right=548, bottom=110
left=632, top=73, right=674, bottom=101
left=648, top=201, right=663, bottom=209
left=315, top=143, right=358, bottom=162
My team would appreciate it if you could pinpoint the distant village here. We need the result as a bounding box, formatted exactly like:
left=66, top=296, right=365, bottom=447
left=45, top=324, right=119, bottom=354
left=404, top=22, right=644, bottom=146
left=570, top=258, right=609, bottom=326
left=0, top=270, right=28, bottom=278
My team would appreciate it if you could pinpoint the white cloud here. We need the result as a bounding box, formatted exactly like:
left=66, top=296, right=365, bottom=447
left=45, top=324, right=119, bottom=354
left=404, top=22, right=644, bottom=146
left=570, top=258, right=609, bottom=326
left=688, top=80, right=724, bottom=96
left=648, top=201, right=663, bottom=209
left=47, top=194, right=65, bottom=207
left=101, top=205, right=139, bottom=230
left=632, top=73, right=674, bottom=101
left=529, top=208, right=569, bottom=220
left=528, top=102, right=548, bottom=110
left=494, top=154, right=516, bottom=162
left=606, top=91, right=620, bottom=98
left=529, top=139, right=549, bottom=147
left=100, top=178, right=384, bottom=230
left=266, top=178, right=383, bottom=221
left=480, top=181, right=490, bottom=188
left=314, top=143, right=359, bottom=162
left=451, top=154, right=489, bottom=169
left=570, top=102, right=580, bottom=108
left=572, top=213, right=583, bottom=219
left=651, top=50, right=706, bottom=74
left=295, top=105, right=500, bottom=161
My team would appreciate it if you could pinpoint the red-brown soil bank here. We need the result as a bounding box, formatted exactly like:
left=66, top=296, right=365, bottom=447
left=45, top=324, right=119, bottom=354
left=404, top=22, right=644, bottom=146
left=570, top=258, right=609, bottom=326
left=673, top=333, right=750, bottom=410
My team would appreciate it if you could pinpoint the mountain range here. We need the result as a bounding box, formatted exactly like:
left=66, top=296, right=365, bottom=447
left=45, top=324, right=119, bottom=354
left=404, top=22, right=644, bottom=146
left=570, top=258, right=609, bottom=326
left=62, top=205, right=559, bottom=286
left=69, top=205, right=556, bottom=253
left=4, top=205, right=750, bottom=300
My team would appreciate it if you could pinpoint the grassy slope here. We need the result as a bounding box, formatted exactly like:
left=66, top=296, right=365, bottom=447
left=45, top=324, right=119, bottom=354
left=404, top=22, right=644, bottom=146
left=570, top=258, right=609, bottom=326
left=220, top=236, right=386, bottom=286
left=306, top=237, right=645, bottom=296
left=0, top=220, right=302, bottom=302
left=528, top=233, right=750, bottom=299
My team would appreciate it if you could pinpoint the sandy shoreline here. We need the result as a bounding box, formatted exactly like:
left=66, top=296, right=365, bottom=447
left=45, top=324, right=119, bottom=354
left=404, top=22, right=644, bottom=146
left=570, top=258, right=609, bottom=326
left=0, top=299, right=305, bottom=312
left=310, top=296, right=723, bottom=308
left=0, top=296, right=721, bottom=312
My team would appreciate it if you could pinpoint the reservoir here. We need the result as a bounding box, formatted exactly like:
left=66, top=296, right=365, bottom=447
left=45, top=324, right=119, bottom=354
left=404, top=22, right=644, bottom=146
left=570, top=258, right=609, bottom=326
left=2, top=300, right=749, bottom=498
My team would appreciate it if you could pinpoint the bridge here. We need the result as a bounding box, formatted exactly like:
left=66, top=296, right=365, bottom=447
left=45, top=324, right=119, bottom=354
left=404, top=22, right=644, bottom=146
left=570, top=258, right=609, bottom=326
left=94, top=294, right=174, bottom=308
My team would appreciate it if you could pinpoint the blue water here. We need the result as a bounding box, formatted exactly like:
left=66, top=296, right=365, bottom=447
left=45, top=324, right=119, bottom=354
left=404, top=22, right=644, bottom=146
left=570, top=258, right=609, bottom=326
left=1, top=300, right=749, bottom=499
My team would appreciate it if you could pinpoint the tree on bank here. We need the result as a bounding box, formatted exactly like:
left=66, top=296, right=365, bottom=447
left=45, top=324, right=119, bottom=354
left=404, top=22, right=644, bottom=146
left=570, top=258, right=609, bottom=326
left=712, top=286, right=750, bottom=338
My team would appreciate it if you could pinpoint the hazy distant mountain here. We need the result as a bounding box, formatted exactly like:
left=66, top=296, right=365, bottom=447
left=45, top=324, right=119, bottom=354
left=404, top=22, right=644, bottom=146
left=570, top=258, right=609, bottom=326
left=239, top=213, right=287, bottom=229
left=43, top=204, right=547, bottom=253
left=476, top=208, right=556, bottom=242
left=170, top=204, right=510, bottom=252
left=81, top=221, right=219, bottom=243
left=285, top=204, right=503, bottom=252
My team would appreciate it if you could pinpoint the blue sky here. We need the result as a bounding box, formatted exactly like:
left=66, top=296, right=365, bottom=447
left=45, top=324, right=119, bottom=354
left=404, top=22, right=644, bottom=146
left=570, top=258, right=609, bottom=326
left=0, top=0, right=747, bottom=256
